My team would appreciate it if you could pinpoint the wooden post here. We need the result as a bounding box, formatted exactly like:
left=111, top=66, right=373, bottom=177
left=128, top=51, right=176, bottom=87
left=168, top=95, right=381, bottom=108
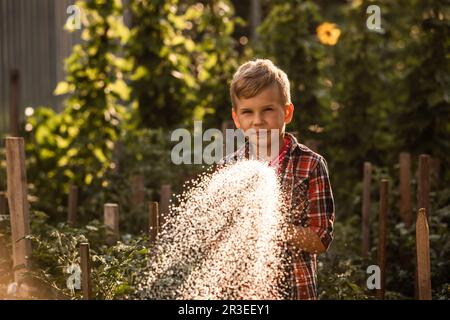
left=417, top=154, right=430, bottom=221
left=104, top=203, right=119, bottom=245
left=68, top=185, right=78, bottom=226
left=416, top=208, right=432, bottom=300
left=362, top=162, right=372, bottom=258
left=250, top=0, right=262, bottom=41
left=415, top=154, right=431, bottom=298
left=5, top=137, right=32, bottom=283
left=159, top=184, right=171, bottom=227
left=148, top=201, right=159, bottom=243
left=79, top=243, right=92, bottom=300
left=112, top=141, right=122, bottom=173
left=399, top=152, right=412, bottom=227
left=376, top=179, right=389, bottom=300
left=9, top=70, right=20, bottom=137
left=132, top=175, right=145, bottom=209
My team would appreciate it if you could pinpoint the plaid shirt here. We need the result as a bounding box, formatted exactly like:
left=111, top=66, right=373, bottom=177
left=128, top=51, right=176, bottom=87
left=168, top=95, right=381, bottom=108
left=220, top=132, right=335, bottom=300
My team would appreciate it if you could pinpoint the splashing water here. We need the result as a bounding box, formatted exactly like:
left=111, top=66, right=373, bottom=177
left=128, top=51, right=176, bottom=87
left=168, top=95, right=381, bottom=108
left=138, top=160, right=292, bottom=299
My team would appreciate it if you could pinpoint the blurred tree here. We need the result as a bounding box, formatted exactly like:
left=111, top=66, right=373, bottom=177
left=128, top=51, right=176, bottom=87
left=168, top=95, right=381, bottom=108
left=323, top=0, right=450, bottom=209
left=127, top=0, right=197, bottom=129
left=253, top=0, right=450, bottom=214
left=26, top=0, right=131, bottom=220
left=255, top=0, right=331, bottom=141
left=189, top=0, right=242, bottom=128
left=322, top=0, right=397, bottom=208
left=391, top=0, right=450, bottom=180
left=127, top=0, right=241, bottom=130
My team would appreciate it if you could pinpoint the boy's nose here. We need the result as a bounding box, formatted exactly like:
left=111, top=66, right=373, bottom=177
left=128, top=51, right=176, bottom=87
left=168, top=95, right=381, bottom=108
left=252, top=113, right=264, bottom=126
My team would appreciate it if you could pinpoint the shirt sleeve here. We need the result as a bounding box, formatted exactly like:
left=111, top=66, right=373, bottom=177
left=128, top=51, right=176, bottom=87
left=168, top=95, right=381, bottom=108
left=306, top=156, right=335, bottom=251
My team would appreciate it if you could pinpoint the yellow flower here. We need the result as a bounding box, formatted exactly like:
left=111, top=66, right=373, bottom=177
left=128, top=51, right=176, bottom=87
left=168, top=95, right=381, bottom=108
left=316, top=22, right=341, bottom=46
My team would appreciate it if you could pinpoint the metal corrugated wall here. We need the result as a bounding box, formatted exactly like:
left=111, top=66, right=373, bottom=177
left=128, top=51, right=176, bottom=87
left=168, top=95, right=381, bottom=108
left=0, top=0, right=81, bottom=141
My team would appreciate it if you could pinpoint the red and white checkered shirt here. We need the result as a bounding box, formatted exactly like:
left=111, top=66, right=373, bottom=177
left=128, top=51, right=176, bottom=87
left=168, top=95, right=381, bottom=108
left=221, top=132, right=335, bottom=300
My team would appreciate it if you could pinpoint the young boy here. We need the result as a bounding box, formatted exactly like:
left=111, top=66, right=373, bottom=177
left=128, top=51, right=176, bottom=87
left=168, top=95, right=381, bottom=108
left=221, top=58, right=335, bottom=300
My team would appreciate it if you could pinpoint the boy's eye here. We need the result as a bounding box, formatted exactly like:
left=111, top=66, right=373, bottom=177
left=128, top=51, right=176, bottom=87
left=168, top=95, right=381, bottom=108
left=264, top=108, right=273, bottom=112
left=241, top=110, right=251, bottom=114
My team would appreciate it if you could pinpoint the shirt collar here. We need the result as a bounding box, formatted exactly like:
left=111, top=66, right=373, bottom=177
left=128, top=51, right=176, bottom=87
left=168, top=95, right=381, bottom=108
left=232, top=131, right=300, bottom=161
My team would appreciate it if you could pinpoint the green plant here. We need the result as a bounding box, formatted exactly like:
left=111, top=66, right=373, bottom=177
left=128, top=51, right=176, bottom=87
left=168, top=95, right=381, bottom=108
left=256, top=1, right=330, bottom=141
left=24, top=0, right=131, bottom=221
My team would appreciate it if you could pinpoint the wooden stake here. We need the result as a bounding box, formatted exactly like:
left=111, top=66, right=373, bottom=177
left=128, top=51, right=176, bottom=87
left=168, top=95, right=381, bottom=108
left=79, top=243, right=92, bottom=300
left=415, top=154, right=431, bottom=298
left=104, top=203, right=119, bottom=245
left=5, top=137, right=32, bottom=283
left=132, top=175, right=145, bottom=209
left=68, top=185, right=78, bottom=226
left=159, top=184, right=171, bottom=227
left=399, top=153, right=412, bottom=227
left=112, top=141, right=122, bottom=173
left=417, top=154, right=430, bottom=221
left=376, top=179, right=389, bottom=300
left=362, top=162, right=371, bottom=258
left=416, top=208, right=432, bottom=300
left=148, top=201, right=159, bottom=243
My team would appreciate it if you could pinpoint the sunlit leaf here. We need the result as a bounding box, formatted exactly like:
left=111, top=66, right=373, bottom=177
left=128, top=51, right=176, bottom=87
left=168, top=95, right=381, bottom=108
left=54, top=82, right=74, bottom=96
left=109, top=79, right=131, bottom=101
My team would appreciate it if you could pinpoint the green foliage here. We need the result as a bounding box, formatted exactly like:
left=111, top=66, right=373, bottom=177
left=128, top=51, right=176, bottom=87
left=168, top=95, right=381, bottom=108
left=187, top=0, right=243, bottom=127
left=23, top=211, right=150, bottom=300
left=326, top=0, right=448, bottom=214
left=318, top=217, right=372, bottom=300
left=24, top=0, right=131, bottom=220
left=320, top=1, right=398, bottom=210
left=127, top=0, right=241, bottom=129
left=391, top=0, right=450, bottom=176
left=127, top=0, right=197, bottom=128
left=256, top=1, right=330, bottom=140
left=255, top=0, right=449, bottom=218
left=21, top=0, right=239, bottom=224
left=23, top=211, right=106, bottom=299
left=83, top=125, right=203, bottom=234
left=318, top=185, right=450, bottom=299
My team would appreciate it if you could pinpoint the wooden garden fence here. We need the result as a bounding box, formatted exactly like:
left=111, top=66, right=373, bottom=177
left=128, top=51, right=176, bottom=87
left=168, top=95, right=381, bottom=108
left=0, top=135, right=437, bottom=300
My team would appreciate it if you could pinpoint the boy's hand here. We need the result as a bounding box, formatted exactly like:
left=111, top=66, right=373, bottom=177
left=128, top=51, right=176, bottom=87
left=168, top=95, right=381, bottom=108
left=286, top=223, right=326, bottom=254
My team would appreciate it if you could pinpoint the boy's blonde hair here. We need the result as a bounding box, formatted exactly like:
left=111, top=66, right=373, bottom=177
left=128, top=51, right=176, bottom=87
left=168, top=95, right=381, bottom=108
left=230, top=59, right=291, bottom=108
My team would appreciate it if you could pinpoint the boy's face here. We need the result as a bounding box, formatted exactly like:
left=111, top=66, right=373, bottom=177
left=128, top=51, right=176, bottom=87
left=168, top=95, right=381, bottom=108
left=231, top=84, right=294, bottom=155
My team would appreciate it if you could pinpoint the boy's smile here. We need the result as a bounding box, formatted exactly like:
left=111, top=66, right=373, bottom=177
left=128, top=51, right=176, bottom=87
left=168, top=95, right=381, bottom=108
left=231, top=84, right=294, bottom=160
